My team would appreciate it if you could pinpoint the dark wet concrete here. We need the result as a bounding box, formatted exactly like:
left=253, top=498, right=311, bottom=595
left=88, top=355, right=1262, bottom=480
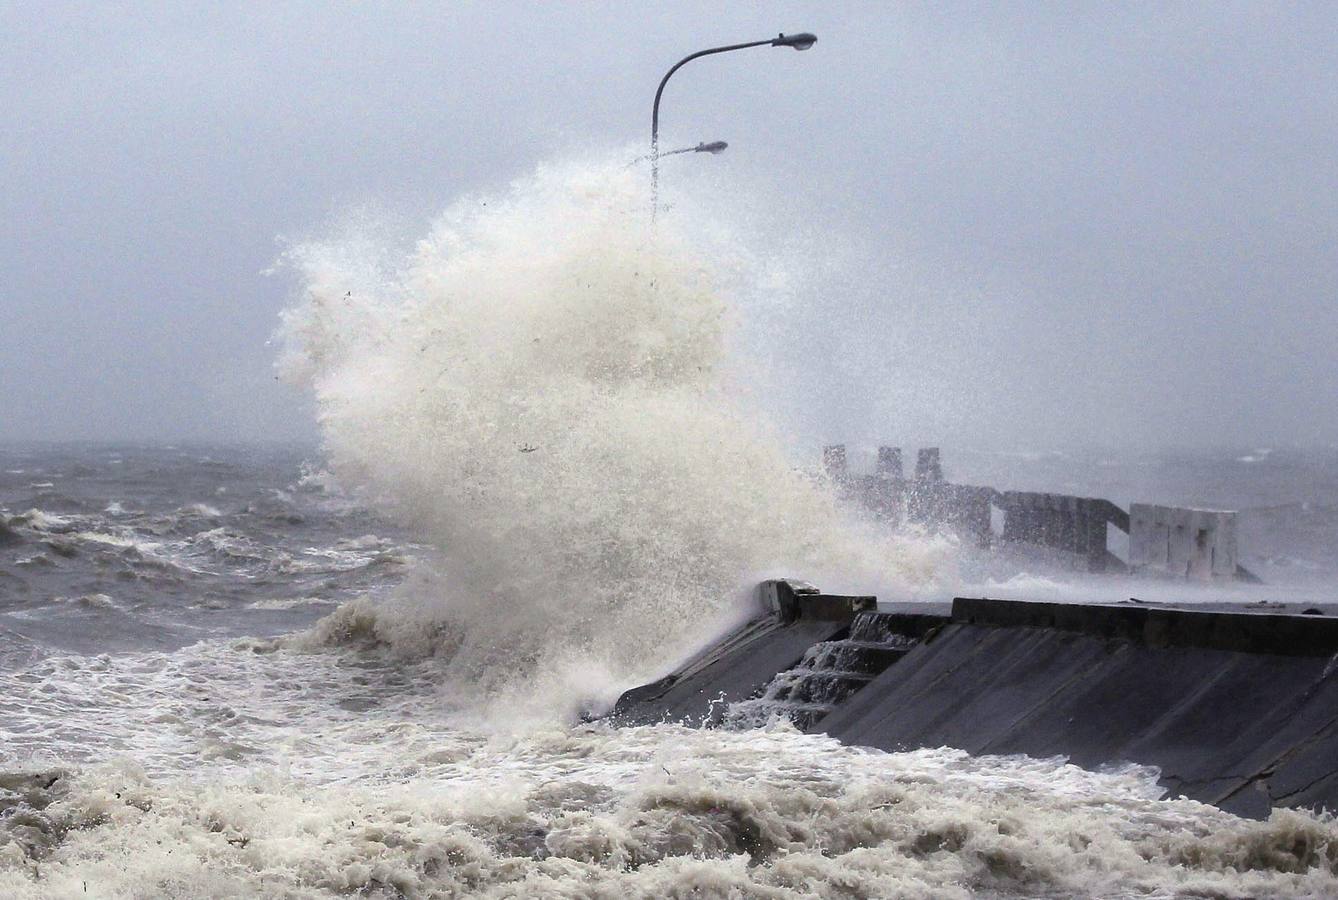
left=820, top=604, right=1338, bottom=817
left=615, top=591, right=1338, bottom=817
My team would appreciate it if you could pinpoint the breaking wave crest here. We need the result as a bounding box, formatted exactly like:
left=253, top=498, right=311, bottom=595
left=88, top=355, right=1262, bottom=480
left=279, top=159, right=956, bottom=723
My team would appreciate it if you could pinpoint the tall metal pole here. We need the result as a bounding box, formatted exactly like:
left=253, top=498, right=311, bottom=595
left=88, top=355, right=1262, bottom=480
left=650, top=33, right=816, bottom=220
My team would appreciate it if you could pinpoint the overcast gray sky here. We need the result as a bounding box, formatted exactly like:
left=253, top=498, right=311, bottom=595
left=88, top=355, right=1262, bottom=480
left=3, top=2, right=1336, bottom=449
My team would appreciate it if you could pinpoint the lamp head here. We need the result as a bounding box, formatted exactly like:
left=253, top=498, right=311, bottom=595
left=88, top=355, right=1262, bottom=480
left=773, top=32, right=817, bottom=50
left=695, top=141, right=728, bottom=154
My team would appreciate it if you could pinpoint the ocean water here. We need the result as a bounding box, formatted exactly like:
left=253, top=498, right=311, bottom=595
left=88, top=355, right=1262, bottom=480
left=3, top=445, right=1337, bottom=898
left=3, top=162, right=1337, bottom=897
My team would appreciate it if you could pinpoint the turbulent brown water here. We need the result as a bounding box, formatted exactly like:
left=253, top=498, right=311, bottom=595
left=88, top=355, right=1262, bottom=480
left=3, top=162, right=1337, bottom=897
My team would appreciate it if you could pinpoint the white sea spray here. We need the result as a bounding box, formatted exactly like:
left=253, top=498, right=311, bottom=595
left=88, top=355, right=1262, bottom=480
left=277, top=158, right=957, bottom=724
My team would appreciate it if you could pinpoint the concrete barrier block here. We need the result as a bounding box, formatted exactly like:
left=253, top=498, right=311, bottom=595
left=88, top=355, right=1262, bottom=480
left=1130, top=503, right=1237, bottom=580
left=759, top=578, right=820, bottom=621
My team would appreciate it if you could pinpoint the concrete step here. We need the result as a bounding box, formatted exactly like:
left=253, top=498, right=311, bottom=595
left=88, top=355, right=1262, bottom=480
left=761, top=668, right=875, bottom=706
left=727, top=699, right=836, bottom=731
left=800, top=640, right=910, bottom=674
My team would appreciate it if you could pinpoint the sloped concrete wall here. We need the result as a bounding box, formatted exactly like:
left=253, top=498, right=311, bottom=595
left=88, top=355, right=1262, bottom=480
left=611, top=615, right=849, bottom=726
left=818, top=600, right=1338, bottom=818
left=610, top=590, right=1338, bottom=817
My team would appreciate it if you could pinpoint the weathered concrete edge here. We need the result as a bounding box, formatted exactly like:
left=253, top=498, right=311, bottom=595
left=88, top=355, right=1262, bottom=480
left=950, top=597, right=1338, bottom=656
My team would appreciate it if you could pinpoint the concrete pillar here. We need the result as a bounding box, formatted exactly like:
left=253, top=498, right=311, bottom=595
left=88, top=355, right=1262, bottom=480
left=877, top=446, right=904, bottom=480
left=915, top=448, right=943, bottom=483
left=822, top=444, right=848, bottom=482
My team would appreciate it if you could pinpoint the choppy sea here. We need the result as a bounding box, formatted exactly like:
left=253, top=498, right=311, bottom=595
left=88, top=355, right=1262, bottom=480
left=2, top=441, right=1336, bottom=898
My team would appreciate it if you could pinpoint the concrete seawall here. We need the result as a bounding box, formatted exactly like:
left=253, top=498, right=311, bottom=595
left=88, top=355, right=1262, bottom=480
left=612, top=587, right=1338, bottom=818
left=821, top=443, right=1260, bottom=581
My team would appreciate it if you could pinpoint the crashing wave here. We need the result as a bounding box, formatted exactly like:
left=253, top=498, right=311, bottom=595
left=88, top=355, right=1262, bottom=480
left=278, top=158, right=957, bottom=723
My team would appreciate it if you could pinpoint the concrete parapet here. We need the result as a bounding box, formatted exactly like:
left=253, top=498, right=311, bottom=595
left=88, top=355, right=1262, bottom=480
left=951, top=596, right=1338, bottom=656
left=999, top=491, right=1123, bottom=571
left=818, top=446, right=1250, bottom=581
left=759, top=578, right=875, bottom=623
left=937, top=483, right=995, bottom=548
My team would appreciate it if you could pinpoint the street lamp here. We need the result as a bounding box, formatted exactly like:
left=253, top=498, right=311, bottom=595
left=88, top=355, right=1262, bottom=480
left=650, top=33, right=816, bottom=219
left=630, top=141, right=728, bottom=166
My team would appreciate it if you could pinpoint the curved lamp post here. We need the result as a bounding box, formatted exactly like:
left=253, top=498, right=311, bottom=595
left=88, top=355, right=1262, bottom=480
left=630, top=141, right=728, bottom=166
left=651, top=32, right=816, bottom=219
